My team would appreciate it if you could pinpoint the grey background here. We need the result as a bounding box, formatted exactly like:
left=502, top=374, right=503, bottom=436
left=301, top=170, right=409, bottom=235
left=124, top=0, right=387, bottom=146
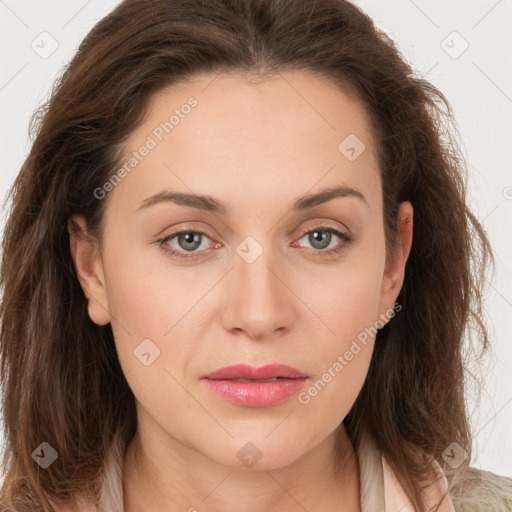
left=0, top=0, right=511, bottom=478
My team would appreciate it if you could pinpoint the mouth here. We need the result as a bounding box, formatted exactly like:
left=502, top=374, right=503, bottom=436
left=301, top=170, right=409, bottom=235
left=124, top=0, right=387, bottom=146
left=200, top=365, right=309, bottom=407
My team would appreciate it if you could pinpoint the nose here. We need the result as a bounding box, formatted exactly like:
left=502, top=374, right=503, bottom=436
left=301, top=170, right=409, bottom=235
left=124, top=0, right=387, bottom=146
left=221, top=247, right=296, bottom=342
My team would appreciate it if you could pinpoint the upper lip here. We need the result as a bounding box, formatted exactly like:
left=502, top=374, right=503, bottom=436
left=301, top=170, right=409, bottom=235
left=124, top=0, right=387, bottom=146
left=201, top=364, right=308, bottom=380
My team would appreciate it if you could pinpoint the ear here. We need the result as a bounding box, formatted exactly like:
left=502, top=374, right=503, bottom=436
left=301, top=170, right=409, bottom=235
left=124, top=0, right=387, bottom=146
left=68, top=215, right=111, bottom=326
left=377, top=201, right=413, bottom=324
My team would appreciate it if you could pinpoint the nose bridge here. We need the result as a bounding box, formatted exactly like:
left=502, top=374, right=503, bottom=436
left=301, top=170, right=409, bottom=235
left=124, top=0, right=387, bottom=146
left=235, top=233, right=283, bottom=301
left=224, top=233, right=293, bottom=337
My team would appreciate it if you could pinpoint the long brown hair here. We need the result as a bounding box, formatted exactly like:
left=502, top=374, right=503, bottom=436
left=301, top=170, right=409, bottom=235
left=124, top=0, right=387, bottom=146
left=0, top=0, right=494, bottom=510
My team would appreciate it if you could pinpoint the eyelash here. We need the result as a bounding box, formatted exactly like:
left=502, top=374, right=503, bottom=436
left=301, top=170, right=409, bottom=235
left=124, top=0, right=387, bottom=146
left=156, top=225, right=353, bottom=261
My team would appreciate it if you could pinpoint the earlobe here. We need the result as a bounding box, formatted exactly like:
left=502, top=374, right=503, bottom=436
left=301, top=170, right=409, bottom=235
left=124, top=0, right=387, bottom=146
left=377, top=201, right=413, bottom=323
left=68, top=215, right=111, bottom=326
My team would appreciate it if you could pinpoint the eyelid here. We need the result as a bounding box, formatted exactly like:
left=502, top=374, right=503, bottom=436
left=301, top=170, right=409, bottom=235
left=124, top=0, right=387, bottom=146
left=295, top=220, right=351, bottom=239
left=158, top=222, right=217, bottom=241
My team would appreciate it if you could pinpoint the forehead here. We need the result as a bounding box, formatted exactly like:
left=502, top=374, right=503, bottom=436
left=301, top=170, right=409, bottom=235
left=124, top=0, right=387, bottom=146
left=137, top=69, right=375, bottom=155
left=107, top=70, right=381, bottom=217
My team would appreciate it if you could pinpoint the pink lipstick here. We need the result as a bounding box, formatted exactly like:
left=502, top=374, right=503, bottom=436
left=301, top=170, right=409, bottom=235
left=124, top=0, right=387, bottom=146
left=200, top=364, right=308, bottom=407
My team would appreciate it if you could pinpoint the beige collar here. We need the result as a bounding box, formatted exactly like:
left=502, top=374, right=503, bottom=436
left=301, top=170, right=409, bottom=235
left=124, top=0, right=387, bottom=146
left=357, top=429, right=455, bottom=511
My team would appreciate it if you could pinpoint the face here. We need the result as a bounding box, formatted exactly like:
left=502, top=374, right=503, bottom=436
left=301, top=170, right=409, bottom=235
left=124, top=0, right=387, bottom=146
left=70, top=70, right=412, bottom=470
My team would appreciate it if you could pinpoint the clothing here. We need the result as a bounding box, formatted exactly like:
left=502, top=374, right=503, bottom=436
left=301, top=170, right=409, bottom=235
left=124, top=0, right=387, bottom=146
left=51, top=429, right=512, bottom=511
left=357, top=429, right=512, bottom=511
left=357, top=428, right=455, bottom=512
left=357, top=429, right=454, bottom=511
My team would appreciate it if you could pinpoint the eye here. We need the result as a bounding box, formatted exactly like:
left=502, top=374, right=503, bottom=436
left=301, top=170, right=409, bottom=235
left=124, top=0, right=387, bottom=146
left=294, top=226, right=353, bottom=257
left=156, top=224, right=353, bottom=260
left=157, top=228, right=217, bottom=260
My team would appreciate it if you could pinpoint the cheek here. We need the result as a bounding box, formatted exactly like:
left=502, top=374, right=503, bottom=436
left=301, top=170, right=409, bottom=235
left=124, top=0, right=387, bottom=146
left=307, top=270, right=381, bottom=383
left=100, top=239, right=193, bottom=386
left=305, top=249, right=385, bottom=347
left=103, top=233, right=188, bottom=334
left=296, top=240, right=385, bottom=413
left=296, top=276, right=380, bottom=429
left=103, top=255, right=197, bottom=426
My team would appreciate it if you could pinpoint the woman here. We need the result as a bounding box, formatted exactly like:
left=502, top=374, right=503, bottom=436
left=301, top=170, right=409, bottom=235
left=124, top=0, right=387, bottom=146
left=1, top=0, right=511, bottom=511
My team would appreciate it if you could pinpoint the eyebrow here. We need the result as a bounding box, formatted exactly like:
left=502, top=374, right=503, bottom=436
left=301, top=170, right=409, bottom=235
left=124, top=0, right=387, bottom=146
left=137, top=185, right=368, bottom=214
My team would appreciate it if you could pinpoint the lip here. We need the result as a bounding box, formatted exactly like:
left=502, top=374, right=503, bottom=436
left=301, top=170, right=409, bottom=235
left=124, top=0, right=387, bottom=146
left=200, top=364, right=308, bottom=380
left=200, top=364, right=309, bottom=408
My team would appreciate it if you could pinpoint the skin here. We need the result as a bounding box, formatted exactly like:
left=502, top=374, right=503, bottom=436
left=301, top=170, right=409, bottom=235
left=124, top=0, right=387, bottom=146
left=69, top=70, right=413, bottom=512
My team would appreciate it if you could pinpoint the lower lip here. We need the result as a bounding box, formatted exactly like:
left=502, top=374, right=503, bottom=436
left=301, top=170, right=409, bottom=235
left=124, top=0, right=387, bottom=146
left=201, top=378, right=308, bottom=407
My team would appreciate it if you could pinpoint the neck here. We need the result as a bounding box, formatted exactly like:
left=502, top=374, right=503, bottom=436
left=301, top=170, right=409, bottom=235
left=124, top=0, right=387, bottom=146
left=122, top=422, right=360, bottom=512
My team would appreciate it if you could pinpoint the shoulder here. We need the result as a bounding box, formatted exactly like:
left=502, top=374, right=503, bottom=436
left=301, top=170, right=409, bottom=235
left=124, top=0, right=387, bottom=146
left=447, top=466, right=512, bottom=511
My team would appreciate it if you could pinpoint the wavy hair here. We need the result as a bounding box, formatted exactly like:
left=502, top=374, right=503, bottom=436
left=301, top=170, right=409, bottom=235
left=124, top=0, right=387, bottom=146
left=0, top=0, right=494, bottom=510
